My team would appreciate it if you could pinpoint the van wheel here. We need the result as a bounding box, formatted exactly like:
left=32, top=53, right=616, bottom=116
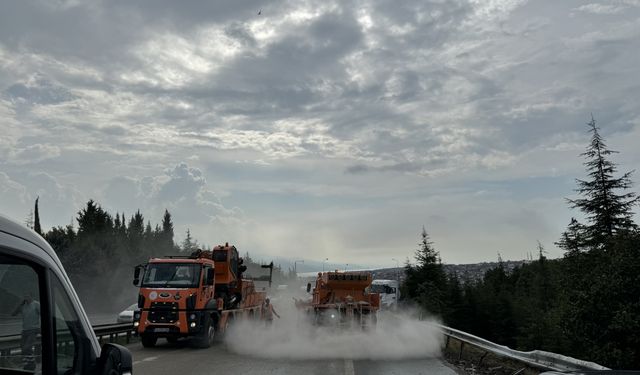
left=141, top=334, right=157, bottom=348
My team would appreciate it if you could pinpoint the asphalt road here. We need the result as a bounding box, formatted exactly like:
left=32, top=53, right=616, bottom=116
left=128, top=339, right=458, bottom=375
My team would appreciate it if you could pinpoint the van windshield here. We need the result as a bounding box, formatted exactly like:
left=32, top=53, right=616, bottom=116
left=141, top=263, right=201, bottom=288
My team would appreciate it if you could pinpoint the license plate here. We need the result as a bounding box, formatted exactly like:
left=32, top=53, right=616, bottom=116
left=154, top=328, right=170, bottom=333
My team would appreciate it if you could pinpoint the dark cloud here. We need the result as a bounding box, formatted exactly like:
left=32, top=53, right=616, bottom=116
left=345, top=164, right=370, bottom=175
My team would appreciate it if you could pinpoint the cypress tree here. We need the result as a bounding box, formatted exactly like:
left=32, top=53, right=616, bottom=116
left=34, top=196, right=42, bottom=235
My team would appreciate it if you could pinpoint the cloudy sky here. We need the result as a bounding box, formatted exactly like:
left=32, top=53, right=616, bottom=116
left=1, top=0, right=639, bottom=267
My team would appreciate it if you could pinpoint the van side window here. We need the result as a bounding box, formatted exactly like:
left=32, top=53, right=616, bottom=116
left=51, top=274, right=94, bottom=374
left=0, top=255, right=42, bottom=374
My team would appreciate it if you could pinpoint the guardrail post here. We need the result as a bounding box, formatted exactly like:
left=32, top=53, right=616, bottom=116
left=459, top=341, right=464, bottom=360
left=478, top=351, right=487, bottom=365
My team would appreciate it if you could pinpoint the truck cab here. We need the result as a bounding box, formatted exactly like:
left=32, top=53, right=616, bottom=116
left=0, top=214, right=132, bottom=375
left=133, top=244, right=264, bottom=349
left=370, top=279, right=399, bottom=310
left=133, top=253, right=217, bottom=348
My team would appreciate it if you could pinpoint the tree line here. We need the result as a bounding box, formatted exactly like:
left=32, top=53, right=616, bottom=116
left=401, top=117, right=639, bottom=369
left=29, top=200, right=291, bottom=312
left=29, top=202, right=179, bottom=312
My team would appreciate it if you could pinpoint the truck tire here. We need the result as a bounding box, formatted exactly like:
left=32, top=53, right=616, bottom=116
left=192, top=315, right=214, bottom=349
left=141, top=334, right=157, bottom=348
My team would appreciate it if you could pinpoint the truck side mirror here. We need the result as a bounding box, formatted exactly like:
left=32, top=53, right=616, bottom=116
left=206, top=268, right=215, bottom=285
left=133, top=265, right=142, bottom=286
left=306, top=283, right=311, bottom=293
left=97, top=343, right=132, bottom=375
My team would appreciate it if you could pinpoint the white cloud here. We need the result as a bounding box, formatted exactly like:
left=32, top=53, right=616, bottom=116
left=9, top=144, right=61, bottom=165
left=101, top=162, right=245, bottom=246
left=1, top=0, right=639, bottom=263
left=575, top=3, right=627, bottom=15
left=0, top=171, right=81, bottom=228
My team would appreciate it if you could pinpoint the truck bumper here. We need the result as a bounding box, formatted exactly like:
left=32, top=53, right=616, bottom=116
left=136, top=310, right=208, bottom=337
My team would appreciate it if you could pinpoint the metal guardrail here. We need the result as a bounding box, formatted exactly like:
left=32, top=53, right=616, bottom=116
left=92, top=322, right=136, bottom=343
left=438, top=324, right=611, bottom=373
left=0, top=322, right=135, bottom=357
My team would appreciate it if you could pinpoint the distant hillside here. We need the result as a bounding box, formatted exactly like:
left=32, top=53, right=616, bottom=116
left=373, top=260, right=531, bottom=284
left=442, top=260, right=531, bottom=283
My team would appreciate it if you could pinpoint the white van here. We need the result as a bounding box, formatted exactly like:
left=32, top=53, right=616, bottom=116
left=0, top=214, right=132, bottom=374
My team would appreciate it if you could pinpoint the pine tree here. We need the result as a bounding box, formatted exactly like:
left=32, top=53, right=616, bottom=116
left=565, top=116, right=639, bottom=249
left=33, top=196, right=42, bottom=235
left=181, top=229, right=198, bottom=253
left=76, top=200, right=112, bottom=235
left=162, top=209, right=174, bottom=239
left=128, top=210, right=144, bottom=239
left=114, top=213, right=121, bottom=230
left=415, top=226, right=441, bottom=267
left=160, top=209, right=175, bottom=253
left=144, top=221, right=152, bottom=239
left=401, top=227, right=448, bottom=315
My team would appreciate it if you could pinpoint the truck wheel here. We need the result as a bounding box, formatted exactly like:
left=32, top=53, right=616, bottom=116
left=141, top=334, right=157, bottom=348
left=362, top=312, right=377, bottom=331
left=192, top=315, right=214, bottom=349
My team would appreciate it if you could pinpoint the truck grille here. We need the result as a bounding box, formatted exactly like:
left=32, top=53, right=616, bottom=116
left=149, top=301, right=179, bottom=323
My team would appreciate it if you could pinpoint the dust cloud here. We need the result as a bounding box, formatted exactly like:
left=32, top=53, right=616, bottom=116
left=225, top=294, right=443, bottom=360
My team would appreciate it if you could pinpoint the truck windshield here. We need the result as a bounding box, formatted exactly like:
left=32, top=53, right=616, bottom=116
left=370, top=284, right=395, bottom=294
left=141, top=263, right=201, bottom=288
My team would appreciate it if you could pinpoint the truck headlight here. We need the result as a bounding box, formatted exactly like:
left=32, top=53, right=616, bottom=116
left=133, top=322, right=139, bottom=327
left=190, top=322, right=196, bottom=328
left=189, top=314, right=196, bottom=320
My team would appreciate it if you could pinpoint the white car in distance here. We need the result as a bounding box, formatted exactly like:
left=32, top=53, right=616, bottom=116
left=117, top=303, right=140, bottom=323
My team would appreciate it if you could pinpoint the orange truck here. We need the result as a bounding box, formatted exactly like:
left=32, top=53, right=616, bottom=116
left=132, top=243, right=267, bottom=348
left=298, top=271, right=380, bottom=328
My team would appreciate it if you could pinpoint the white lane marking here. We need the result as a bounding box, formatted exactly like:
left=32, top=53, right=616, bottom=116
left=344, top=359, right=355, bottom=375
left=133, top=356, right=159, bottom=365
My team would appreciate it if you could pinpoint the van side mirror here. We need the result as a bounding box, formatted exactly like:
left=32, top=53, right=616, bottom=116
left=97, top=343, right=132, bottom=375
left=306, top=283, right=311, bottom=293
left=133, top=265, right=142, bottom=286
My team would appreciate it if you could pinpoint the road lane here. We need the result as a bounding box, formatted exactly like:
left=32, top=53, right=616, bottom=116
left=128, top=339, right=457, bottom=375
